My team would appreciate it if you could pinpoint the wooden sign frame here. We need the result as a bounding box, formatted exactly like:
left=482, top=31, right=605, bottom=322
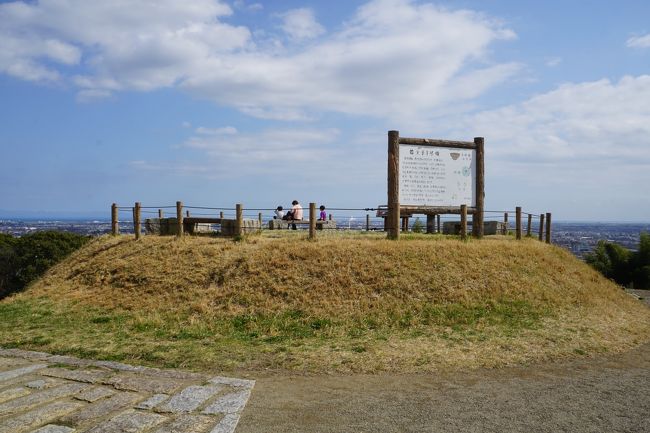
left=387, top=130, right=484, bottom=240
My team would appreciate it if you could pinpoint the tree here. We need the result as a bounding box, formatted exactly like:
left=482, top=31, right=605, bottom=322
left=585, top=232, right=650, bottom=289
left=0, top=231, right=90, bottom=299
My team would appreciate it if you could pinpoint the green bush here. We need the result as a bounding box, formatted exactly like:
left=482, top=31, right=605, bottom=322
left=0, top=231, right=90, bottom=299
left=412, top=217, right=424, bottom=233
left=585, top=232, right=650, bottom=289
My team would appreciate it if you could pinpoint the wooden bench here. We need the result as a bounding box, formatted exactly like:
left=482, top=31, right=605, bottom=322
left=268, top=219, right=336, bottom=230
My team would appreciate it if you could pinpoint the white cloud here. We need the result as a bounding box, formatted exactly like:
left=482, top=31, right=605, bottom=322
left=234, top=1, right=263, bottom=12
left=545, top=57, right=562, bottom=67
left=626, top=33, right=650, bottom=48
left=279, top=8, right=325, bottom=41
left=454, top=75, right=650, bottom=164
left=195, top=126, right=238, bottom=135
left=0, top=0, right=519, bottom=121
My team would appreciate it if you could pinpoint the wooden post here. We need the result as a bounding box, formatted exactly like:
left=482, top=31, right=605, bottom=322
left=366, top=214, right=370, bottom=232
left=111, top=203, right=118, bottom=235
left=504, top=212, right=509, bottom=224
left=176, top=201, right=183, bottom=237
left=545, top=212, right=552, bottom=244
left=426, top=214, right=435, bottom=234
left=329, top=213, right=332, bottom=221
left=220, top=211, right=224, bottom=219
left=515, top=206, right=522, bottom=240
left=158, top=209, right=163, bottom=219
left=538, top=213, right=545, bottom=241
left=460, top=205, right=468, bottom=240
left=258, top=212, right=263, bottom=231
left=437, top=214, right=441, bottom=233
left=309, top=202, right=316, bottom=239
left=186, top=210, right=190, bottom=218
left=527, top=213, right=532, bottom=237
left=134, top=202, right=141, bottom=240
left=235, top=204, right=243, bottom=236
left=473, top=137, right=485, bottom=238
left=387, top=130, right=400, bottom=240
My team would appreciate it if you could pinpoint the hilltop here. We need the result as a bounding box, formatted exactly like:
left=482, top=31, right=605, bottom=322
left=0, top=232, right=648, bottom=373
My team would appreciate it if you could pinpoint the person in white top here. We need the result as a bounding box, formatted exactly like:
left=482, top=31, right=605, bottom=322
left=290, top=200, right=303, bottom=230
left=274, top=206, right=285, bottom=219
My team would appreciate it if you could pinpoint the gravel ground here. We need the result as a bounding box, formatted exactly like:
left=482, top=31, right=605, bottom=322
left=238, top=341, right=650, bottom=433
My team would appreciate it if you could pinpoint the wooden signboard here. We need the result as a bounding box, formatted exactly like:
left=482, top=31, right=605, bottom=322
left=387, top=131, right=484, bottom=240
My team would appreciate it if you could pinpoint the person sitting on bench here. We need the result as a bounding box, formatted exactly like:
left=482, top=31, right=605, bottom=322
left=289, top=200, right=303, bottom=230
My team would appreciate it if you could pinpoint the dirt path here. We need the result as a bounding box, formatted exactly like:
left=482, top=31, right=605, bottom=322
left=237, top=342, right=650, bottom=433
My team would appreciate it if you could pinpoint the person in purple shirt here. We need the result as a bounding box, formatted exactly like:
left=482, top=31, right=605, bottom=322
left=319, top=205, right=327, bottom=221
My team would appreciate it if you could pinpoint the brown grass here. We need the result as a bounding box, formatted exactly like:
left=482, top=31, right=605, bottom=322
left=1, top=232, right=648, bottom=374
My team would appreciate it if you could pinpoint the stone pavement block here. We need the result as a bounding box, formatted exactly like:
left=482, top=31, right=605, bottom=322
left=135, top=393, right=169, bottom=410
left=74, top=386, right=116, bottom=402
left=0, top=364, right=48, bottom=383
left=84, top=409, right=167, bottom=433
left=60, top=391, right=143, bottom=426
left=26, top=378, right=61, bottom=390
left=156, top=384, right=223, bottom=414
left=152, top=414, right=219, bottom=433
left=40, top=367, right=112, bottom=384
left=104, top=373, right=185, bottom=394
left=0, top=349, right=51, bottom=361
left=0, top=386, right=30, bottom=404
left=0, top=357, right=27, bottom=369
left=208, top=377, right=255, bottom=388
left=0, top=400, right=83, bottom=433
left=209, top=413, right=241, bottom=433
left=202, top=389, right=251, bottom=415
left=31, top=425, right=75, bottom=433
left=0, top=382, right=88, bottom=416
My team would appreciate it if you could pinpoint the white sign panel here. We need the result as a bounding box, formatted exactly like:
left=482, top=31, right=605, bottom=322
left=399, top=144, right=476, bottom=207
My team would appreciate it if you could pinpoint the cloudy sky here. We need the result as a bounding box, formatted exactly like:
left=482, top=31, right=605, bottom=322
left=1, top=0, right=649, bottom=220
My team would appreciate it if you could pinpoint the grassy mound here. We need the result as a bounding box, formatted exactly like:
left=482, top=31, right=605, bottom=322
left=1, top=232, right=648, bottom=373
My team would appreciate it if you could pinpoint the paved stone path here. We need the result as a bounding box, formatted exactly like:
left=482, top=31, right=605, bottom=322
left=0, top=348, right=254, bottom=433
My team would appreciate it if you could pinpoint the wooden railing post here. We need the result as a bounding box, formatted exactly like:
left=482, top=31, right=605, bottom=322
left=426, top=214, right=435, bottom=234
left=473, top=137, right=485, bottom=238
left=515, top=206, right=522, bottom=240
left=176, top=201, right=184, bottom=237
left=527, top=213, right=532, bottom=237
left=158, top=209, right=163, bottom=219
left=220, top=211, right=224, bottom=219
left=538, top=213, right=545, bottom=242
left=545, top=212, right=552, bottom=244
left=186, top=210, right=190, bottom=218
left=111, top=203, right=118, bottom=235
left=309, top=203, right=316, bottom=239
left=366, top=214, right=370, bottom=232
left=258, top=212, right=263, bottom=232
left=235, top=204, right=243, bottom=236
left=460, top=204, right=468, bottom=240
left=437, top=214, right=441, bottom=233
left=134, top=202, right=141, bottom=240
left=387, top=130, right=400, bottom=240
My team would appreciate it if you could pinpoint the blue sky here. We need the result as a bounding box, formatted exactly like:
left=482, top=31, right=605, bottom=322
left=0, top=0, right=649, bottom=220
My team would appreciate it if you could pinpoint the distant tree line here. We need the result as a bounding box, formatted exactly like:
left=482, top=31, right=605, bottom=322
left=585, top=232, right=650, bottom=289
left=0, top=231, right=90, bottom=299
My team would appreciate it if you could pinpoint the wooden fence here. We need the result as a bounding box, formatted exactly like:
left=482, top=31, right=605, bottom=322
left=111, top=202, right=553, bottom=244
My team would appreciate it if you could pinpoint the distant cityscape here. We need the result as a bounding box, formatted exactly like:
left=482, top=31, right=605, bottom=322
left=1, top=218, right=648, bottom=260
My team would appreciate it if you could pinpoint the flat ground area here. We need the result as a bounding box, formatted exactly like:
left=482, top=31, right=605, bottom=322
left=238, top=341, right=650, bottom=433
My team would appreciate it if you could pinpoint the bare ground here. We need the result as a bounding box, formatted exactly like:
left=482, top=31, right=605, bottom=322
left=237, top=341, right=650, bottom=433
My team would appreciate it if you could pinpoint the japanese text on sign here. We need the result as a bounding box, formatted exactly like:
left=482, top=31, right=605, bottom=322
left=399, top=144, right=476, bottom=207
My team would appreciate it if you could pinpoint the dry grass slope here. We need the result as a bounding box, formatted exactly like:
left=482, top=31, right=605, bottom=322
left=1, top=233, right=648, bottom=374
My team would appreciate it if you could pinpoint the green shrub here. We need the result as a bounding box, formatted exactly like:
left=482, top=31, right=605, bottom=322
left=0, top=231, right=90, bottom=299
left=585, top=232, right=650, bottom=289
left=412, top=217, right=424, bottom=233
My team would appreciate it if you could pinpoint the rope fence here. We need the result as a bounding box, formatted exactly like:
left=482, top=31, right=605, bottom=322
left=110, top=201, right=553, bottom=243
